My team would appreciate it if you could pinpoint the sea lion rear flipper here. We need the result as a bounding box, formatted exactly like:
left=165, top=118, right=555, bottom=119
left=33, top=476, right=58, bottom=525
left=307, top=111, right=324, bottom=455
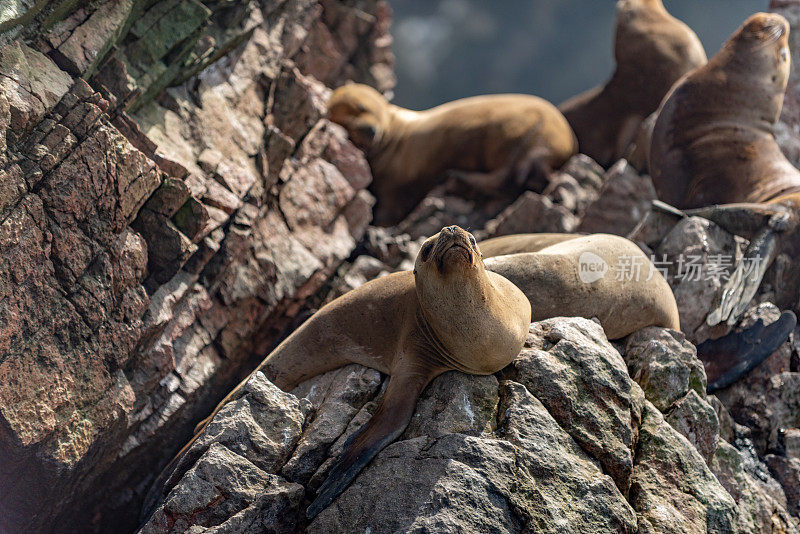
left=306, top=362, right=442, bottom=519
left=698, top=311, right=796, bottom=392
left=706, top=226, right=780, bottom=327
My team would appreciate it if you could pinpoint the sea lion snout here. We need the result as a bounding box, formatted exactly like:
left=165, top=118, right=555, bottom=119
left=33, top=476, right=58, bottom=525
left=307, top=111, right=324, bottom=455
left=327, top=83, right=388, bottom=150
left=739, top=13, right=789, bottom=44
left=424, top=226, right=481, bottom=273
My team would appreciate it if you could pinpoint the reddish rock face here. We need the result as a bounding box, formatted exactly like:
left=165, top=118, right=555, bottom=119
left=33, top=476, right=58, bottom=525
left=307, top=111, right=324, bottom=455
left=0, top=1, right=393, bottom=532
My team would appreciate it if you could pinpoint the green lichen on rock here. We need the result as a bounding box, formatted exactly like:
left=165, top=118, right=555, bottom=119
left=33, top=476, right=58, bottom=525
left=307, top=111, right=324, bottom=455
left=631, top=402, right=738, bottom=533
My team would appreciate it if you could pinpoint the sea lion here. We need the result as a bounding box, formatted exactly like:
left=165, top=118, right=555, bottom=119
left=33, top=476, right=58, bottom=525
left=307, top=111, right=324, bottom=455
left=480, top=232, right=796, bottom=391
left=145, top=227, right=688, bottom=520
left=559, top=0, right=706, bottom=168
left=144, top=226, right=531, bottom=520
left=479, top=233, right=681, bottom=338
left=650, top=13, right=799, bottom=210
left=649, top=13, right=800, bottom=325
left=327, top=84, right=578, bottom=225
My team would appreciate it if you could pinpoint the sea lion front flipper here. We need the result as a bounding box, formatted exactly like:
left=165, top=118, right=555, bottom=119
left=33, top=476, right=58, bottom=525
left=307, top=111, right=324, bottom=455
left=699, top=311, right=796, bottom=392
left=706, top=226, right=781, bottom=327
left=684, top=202, right=793, bottom=240
left=306, top=361, right=443, bottom=519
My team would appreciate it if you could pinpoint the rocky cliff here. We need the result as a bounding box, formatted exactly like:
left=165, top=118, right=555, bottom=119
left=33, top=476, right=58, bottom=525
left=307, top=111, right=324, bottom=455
left=0, top=1, right=392, bottom=532
left=3, top=1, right=800, bottom=534
left=142, top=150, right=800, bottom=532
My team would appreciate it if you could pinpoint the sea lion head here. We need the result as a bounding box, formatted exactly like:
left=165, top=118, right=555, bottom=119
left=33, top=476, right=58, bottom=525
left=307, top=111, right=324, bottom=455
left=414, top=225, right=481, bottom=277
left=413, top=226, right=531, bottom=375
left=724, top=13, right=791, bottom=98
left=327, top=84, right=390, bottom=152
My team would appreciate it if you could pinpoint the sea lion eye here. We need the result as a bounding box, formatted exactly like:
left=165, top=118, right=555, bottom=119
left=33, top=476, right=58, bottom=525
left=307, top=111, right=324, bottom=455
left=421, top=242, right=434, bottom=262
left=781, top=47, right=789, bottom=62
left=469, top=235, right=477, bottom=247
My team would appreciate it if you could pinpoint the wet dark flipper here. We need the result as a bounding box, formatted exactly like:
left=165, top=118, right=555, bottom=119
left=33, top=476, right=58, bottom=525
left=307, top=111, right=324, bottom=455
left=699, top=310, right=796, bottom=392
left=684, top=202, right=792, bottom=240
left=706, top=227, right=780, bottom=327
left=306, top=363, right=441, bottom=519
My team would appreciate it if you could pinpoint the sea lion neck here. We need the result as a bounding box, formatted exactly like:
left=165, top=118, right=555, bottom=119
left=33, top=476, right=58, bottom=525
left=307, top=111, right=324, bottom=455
left=366, top=104, right=418, bottom=162
left=414, top=262, right=528, bottom=375
left=703, top=44, right=788, bottom=126
left=413, top=308, right=475, bottom=373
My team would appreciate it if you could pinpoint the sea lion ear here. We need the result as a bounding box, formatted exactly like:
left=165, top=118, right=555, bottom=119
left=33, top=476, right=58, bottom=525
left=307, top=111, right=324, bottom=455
left=420, top=241, right=434, bottom=262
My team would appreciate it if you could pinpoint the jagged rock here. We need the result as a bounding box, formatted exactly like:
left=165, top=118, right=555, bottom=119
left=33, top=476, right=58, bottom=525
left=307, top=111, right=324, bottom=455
left=541, top=154, right=604, bottom=215
left=396, top=191, right=498, bottom=240
left=404, top=372, right=499, bottom=440
left=784, top=429, right=800, bottom=460
left=485, top=191, right=578, bottom=236
left=713, top=440, right=797, bottom=533
left=717, top=372, right=800, bottom=456
left=359, top=226, right=423, bottom=270
left=0, top=41, right=72, bottom=137
left=143, top=317, right=748, bottom=533
left=767, top=455, right=800, bottom=518
left=310, top=382, right=637, bottom=534
left=162, top=372, right=312, bottom=491
left=655, top=216, right=743, bottom=342
left=578, top=159, right=657, bottom=236
left=709, top=395, right=736, bottom=444
left=141, top=443, right=305, bottom=534
left=630, top=402, right=737, bottom=533
left=0, top=1, right=392, bottom=532
left=624, top=327, right=706, bottom=413
left=665, top=389, right=720, bottom=465
left=282, top=365, right=383, bottom=485
left=501, top=318, right=644, bottom=493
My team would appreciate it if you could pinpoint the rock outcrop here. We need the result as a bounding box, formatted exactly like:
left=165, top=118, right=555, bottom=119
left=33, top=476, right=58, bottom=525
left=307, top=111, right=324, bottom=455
left=145, top=317, right=796, bottom=533
left=0, top=1, right=392, bottom=532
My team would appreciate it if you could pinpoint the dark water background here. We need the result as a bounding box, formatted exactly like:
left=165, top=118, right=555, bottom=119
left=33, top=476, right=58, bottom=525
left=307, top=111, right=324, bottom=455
left=389, top=0, right=766, bottom=109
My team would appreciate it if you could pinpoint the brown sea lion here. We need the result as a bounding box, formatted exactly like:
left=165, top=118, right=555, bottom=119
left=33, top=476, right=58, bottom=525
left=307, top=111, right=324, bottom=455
left=649, top=13, right=800, bottom=327
left=559, top=0, right=706, bottom=168
left=480, top=233, right=681, bottom=338
left=650, top=13, right=799, bottom=210
left=145, top=227, right=688, bottom=520
left=480, top=232, right=796, bottom=391
left=144, top=226, right=531, bottom=520
left=327, top=84, right=578, bottom=225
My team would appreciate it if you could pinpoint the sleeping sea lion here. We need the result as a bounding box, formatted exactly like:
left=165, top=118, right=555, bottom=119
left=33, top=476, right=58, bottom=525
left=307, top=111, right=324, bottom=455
left=327, top=84, right=577, bottom=225
left=479, top=232, right=796, bottom=391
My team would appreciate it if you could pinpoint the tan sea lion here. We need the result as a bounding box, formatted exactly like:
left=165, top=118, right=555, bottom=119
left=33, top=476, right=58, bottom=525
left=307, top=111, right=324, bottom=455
left=649, top=13, right=800, bottom=327
left=480, top=232, right=796, bottom=391
left=145, top=227, right=687, bottom=520
left=327, top=84, right=578, bottom=225
left=480, top=233, right=681, bottom=338
left=144, top=226, right=531, bottom=520
left=559, top=0, right=706, bottom=168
